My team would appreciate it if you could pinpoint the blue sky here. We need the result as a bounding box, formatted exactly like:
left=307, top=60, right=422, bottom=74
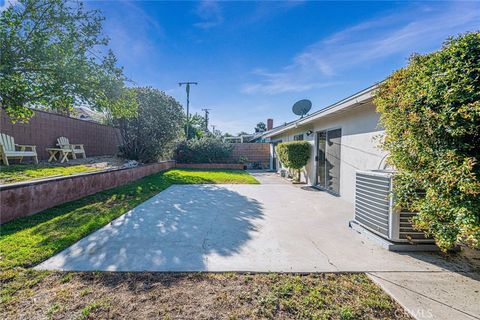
left=3, top=0, right=479, bottom=134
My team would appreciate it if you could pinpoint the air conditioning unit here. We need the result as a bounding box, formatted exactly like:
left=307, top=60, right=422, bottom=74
left=354, top=170, right=433, bottom=244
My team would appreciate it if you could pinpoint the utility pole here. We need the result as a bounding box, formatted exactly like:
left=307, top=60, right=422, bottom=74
left=178, top=81, right=198, bottom=139
left=211, top=124, right=216, bottom=134
left=201, top=108, right=211, bottom=132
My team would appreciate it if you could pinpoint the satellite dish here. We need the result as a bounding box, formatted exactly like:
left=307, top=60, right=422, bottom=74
left=292, top=99, right=312, bottom=118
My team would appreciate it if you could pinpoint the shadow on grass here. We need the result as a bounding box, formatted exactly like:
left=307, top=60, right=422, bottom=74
left=1, top=177, right=166, bottom=237
left=0, top=169, right=258, bottom=270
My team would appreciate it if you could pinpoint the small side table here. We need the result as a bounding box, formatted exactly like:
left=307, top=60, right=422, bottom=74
left=46, top=148, right=73, bottom=163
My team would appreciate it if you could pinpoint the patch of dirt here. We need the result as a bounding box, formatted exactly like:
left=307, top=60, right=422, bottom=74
left=47, top=156, right=127, bottom=170
left=2, top=272, right=412, bottom=320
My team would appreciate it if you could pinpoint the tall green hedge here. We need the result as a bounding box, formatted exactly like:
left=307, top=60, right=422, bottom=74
left=276, top=141, right=311, bottom=181
left=173, top=136, right=233, bottom=163
left=117, top=87, right=183, bottom=162
left=374, top=32, right=480, bottom=251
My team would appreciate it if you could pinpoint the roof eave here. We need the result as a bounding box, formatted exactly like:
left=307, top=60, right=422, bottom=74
left=262, top=84, right=378, bottom=139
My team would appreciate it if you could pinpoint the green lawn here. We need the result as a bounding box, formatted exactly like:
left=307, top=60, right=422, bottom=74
left=165, top=168, right=259, bottom=184
left=0, top=169, right=410, bottom=319
left=0, top=169, right=258, bottom=270
left=0, top=163, right=98, bottom=184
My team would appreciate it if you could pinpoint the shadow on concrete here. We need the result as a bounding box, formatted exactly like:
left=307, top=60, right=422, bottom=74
left=38, top=185, right=264, bottom=272
left=300, top=186, right=323, bottom=192
left=399, top=248, right=480, bottom=276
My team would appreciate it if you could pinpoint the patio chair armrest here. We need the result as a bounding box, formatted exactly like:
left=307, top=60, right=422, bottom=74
left=16, top=144, right=37, bottom=151
left=16, top=144, right=36, bottom=147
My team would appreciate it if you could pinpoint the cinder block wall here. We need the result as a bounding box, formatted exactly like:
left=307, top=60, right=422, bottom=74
left=230, top=143, right=270, bottom=166
left=1, top=109, right=122, bottom=160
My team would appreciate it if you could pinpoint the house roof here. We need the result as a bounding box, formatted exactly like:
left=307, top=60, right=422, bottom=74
left=262, top=83, right=379, bottom=139
left=73, top=106, right=106, bottom=122
left=74, top=106, right=101, bottom=117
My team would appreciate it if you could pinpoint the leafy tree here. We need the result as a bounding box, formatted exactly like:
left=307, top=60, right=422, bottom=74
left=374, top=32, right=480, bottom=251
left=185, top=113, right=206, bottom=140
left=255, top=122, right=267, bottom=132
left=0, top=0, right=137, bottom=122
left=237, top=131, right=250, bottom=136
left=117, top=88, right=183, bottom=162
left=174, top=136, right=233, bottom=163
left=276, top=141, right=310, bottom=182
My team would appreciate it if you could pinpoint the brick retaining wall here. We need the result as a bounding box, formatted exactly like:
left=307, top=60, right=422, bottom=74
left=175, top=163, right=244, bottom=170
left=1, top=109, right=121, bottom=160
left=0, top=160, right=175, bottom=224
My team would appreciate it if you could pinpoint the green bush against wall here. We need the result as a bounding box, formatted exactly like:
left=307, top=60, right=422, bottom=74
left=174, top=136, right=234, bottom=163
left=116, top=87, right=183, bottom=163
left=374, top=32, right=480, bottom=251
left=276, top=141, right=311, bottom=181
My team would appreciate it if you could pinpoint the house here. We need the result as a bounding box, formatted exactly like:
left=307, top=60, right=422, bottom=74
left=224, top=134, right=256, bottom=143
left=262, top=84, right=388, bottom=204
left=72, top=106, right=105, bottom=123
left=224, top=118, right=274, bottom=143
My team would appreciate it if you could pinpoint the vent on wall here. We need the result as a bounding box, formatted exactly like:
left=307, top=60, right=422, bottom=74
left=354, top=170, right=433, bottom=243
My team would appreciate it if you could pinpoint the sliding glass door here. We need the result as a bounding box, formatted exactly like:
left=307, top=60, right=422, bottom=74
left=316, top=132, right=326, bottom=187
left=316, top=129, right=342, bottom=195
left=326, top=128, right=341, bottom=194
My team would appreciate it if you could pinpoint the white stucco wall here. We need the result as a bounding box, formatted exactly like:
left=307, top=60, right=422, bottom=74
left=270, top=102, right=387, bottom=204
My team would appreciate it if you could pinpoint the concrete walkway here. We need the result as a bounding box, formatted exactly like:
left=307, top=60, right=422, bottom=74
left=37, top=172, right=480, bottom=320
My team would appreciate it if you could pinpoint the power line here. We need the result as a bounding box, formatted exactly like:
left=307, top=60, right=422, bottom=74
left=178, top=82, right=198, bottom=140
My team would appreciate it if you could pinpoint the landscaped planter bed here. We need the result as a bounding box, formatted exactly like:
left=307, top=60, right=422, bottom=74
left=0, top=160, right=175, bottom=224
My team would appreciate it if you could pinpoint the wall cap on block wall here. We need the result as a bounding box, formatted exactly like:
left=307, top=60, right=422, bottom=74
left=0, top=160, right=176, bottom=191
left=0, top=160, right=176, bottom=224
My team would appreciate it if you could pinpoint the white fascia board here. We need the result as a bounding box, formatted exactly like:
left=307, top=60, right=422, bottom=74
left=263, top=84, right=378, bottom=139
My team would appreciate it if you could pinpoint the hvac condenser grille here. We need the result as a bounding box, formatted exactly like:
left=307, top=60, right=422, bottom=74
left=399, top=212, right=430, bottom=241
left=354, top=171, right=433, bottom=243
left=354, top=173, right=391, bottom=237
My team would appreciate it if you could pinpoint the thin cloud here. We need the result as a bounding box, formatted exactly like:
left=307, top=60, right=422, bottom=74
left=101, top=1, right=165, bottom=66
left=243, top=68, right=341, bottom=94
left=243, top=0, right=305, bottom=25
left=194, top=0, right=224, bottom=29
left=243, top=2, right=480, bottom=95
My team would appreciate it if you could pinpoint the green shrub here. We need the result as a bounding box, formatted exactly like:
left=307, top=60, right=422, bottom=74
left=373, top=32, right=480, bottom=251
left=276, top=141, right=311, bottom=181
left=174, top=136, right=233, bottom=163
left=116, top=87, right=184, bottom=162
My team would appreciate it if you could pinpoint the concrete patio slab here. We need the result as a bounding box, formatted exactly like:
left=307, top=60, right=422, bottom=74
left=36, top=172, right=480, bottom=320
left=36, top=183, right=449, bottom=273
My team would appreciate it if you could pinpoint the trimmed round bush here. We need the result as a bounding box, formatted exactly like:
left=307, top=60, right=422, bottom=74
left=276, top=141, right=311, bottom=181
